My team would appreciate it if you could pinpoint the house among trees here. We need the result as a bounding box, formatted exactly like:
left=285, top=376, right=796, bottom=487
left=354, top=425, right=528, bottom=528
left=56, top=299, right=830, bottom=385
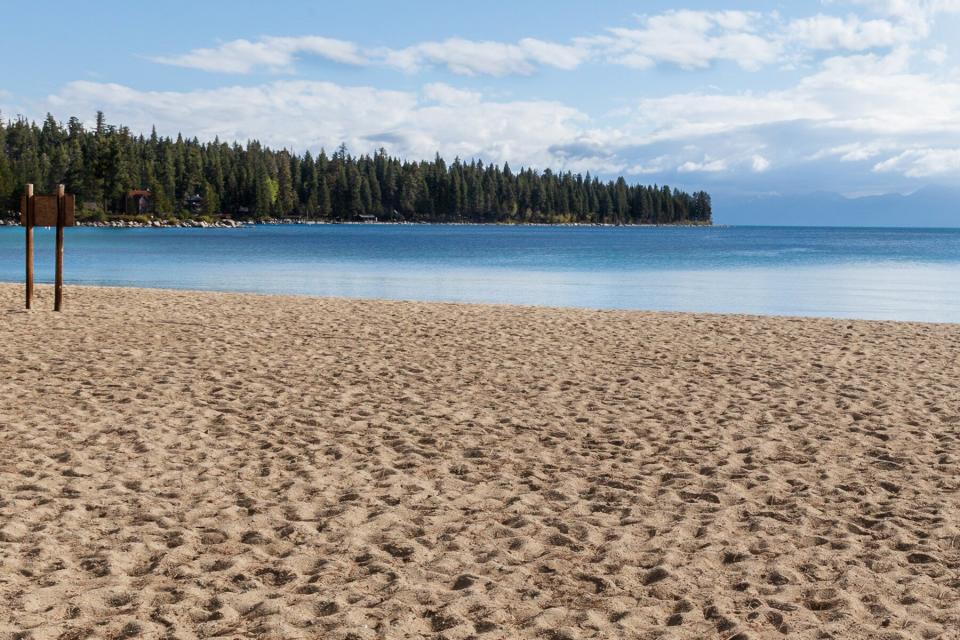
left=357, top=214, right=377, bottom=223
left=125, top=189, right=153, bottom=215
left=183, top=194, right=203, bottom=214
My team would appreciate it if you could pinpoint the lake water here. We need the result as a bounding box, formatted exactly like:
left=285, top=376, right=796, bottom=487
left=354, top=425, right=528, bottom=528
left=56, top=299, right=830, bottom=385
left=1, top=225, right=959, bottom=322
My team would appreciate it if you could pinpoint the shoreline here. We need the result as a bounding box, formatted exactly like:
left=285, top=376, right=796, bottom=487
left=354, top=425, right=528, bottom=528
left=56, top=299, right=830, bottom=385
left=0, top=217, right=715, bottom=229
left=1, top=281, right=956, bottom=326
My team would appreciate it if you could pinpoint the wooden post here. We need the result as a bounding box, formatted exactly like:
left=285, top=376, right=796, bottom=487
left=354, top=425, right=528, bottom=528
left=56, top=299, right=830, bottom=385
left=25, top=184, right=34, bottom=309
left=55, top=184, right=65, bottom=312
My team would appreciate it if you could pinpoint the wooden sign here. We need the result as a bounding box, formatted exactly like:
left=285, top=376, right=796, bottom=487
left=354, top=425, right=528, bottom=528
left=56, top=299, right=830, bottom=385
left=22, top=184, right=72, bottom=311
left=21, top=194, right=75, bottom=227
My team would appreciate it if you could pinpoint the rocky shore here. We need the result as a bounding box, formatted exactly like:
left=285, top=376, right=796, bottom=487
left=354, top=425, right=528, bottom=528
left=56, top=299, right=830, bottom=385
left=0, top=217, right=248, bottom=228
left=0, top=217, right=714, bottom=229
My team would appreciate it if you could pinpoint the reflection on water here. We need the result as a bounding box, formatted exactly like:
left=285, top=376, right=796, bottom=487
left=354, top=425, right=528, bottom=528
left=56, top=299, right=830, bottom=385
left=1, top=225, right=959, bottom=322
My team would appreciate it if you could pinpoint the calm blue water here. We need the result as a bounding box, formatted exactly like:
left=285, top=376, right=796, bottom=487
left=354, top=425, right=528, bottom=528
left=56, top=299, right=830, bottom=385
left=2, top=225, right=959, bottom=322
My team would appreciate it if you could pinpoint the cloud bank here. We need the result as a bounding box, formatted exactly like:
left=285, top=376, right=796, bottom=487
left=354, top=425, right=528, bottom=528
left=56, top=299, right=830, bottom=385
left=1, top=1, right=955, bottom=197
left=40, top=42, right=960, bottom=194
left=151, top=3, right=960, bottom=77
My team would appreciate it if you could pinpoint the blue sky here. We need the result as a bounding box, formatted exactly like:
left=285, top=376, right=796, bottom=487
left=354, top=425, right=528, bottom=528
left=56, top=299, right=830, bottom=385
left=2, top=0, right=960, bottom=199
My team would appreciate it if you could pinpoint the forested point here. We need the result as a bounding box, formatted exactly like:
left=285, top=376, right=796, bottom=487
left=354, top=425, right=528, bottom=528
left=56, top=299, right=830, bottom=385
left=0, top=112, right=711, bottom=225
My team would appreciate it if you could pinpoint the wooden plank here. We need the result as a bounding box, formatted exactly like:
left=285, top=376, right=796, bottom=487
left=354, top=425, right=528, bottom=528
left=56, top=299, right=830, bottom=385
left=28, top=194, right=75, bottom=227
left=24, top=186, right=33, bottom=310
left=55, top=186, right=65, bottom=311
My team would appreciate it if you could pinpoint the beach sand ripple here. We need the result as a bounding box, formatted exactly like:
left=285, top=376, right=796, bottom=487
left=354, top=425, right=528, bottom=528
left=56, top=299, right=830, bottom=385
left=1, top=285, right=958, bottom=639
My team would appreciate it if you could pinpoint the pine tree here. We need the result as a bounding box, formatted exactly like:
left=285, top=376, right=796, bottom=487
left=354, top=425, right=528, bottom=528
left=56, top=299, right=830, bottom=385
left=276, top=153, right=295, bottom=216
left=365, top=164, right=381, bottom=215
left=202, top=180, right=220, bottom=216
left=255, top=164, right=277, bottom=217
left=0, top=117, right=13, bottom=206
left=347, top=164, right=363, bottom=217
left=100, top=132, right=129, bottom=212
left=399, top=167, right=419, bottom=216
left=318, top=178, right=332, bottom=219
left=0, top=112, right=710, bottom=225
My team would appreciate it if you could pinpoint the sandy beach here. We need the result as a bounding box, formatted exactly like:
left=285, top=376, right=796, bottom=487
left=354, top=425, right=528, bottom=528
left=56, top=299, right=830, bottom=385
left=1, top=284, right=958, bottom=639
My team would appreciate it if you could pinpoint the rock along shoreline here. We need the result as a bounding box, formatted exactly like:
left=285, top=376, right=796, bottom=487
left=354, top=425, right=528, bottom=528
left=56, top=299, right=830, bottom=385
left=0, top=217, right=714, bottom=229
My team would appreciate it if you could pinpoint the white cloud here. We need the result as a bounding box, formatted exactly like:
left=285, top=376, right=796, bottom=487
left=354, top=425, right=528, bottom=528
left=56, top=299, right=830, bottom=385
left=146, top=3, right=960, bottom=78
left=582, top=10, right=781, bottom=71
left=786, top=14, right=921, bottom=50
left=553, top=45, right=960, bottom=185
left=43, top=39, right=960, bottom=186
left=569, top=4, right=952, bottom=73
left=151, top=36, right=367, bottom=73
left=617, top=47, right=960, bottom=142
left=46, top=80, right=587, bottom=169
left=626, top=157, right=672, bottom=175
left=809, top=141, right=896, bottom=161
left=678, top=157, right=729, bottom=172
left=516, top=38, right=586, bottom=70
left=29, top=6, right=960, bottom=192
left=155, top=34, right=587, bottom=77
left=422, top=82, right=482, bottom=105
left=628, top=92, right=830, bottom=140
left=849, top=0, right=960, bottom=19
left=795, top=49, right=960, bottom=134
left=380, top=37, right=587, bottom=76
left=752, top=155, right=771, bottom=172
left=873, top=147, right=960, bottom=176
left=925, top=45, right=948, bottom=63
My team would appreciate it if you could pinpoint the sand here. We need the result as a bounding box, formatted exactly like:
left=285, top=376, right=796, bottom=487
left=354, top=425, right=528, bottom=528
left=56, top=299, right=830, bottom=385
left=0, top=284, right=958, bottom=640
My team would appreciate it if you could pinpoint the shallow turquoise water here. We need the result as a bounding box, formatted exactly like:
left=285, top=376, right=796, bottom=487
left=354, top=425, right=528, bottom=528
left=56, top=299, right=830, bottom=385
left=2, top=225, right=959, bottom=322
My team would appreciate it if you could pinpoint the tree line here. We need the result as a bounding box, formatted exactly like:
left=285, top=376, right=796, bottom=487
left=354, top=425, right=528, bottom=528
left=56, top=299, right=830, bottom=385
left=0, top=112, right=711, bottom=224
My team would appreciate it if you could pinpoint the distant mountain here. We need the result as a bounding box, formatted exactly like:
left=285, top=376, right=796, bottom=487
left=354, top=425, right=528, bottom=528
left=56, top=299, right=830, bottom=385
left=715, top=185, right=960, bottom=227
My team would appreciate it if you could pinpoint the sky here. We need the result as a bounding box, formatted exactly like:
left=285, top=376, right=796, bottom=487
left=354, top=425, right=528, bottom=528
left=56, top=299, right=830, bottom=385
left=2, top=0, right=960, bottom=200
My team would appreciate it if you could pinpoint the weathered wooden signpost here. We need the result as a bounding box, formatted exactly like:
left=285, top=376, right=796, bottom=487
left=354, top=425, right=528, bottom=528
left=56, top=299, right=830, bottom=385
left=21, top=183, right=76, bottom=311
left=24, top=184, right=33, bottom=309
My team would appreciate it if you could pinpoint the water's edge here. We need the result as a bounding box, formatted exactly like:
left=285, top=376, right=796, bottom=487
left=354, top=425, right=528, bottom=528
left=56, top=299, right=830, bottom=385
left=2, top=225, right=959, bottom=322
